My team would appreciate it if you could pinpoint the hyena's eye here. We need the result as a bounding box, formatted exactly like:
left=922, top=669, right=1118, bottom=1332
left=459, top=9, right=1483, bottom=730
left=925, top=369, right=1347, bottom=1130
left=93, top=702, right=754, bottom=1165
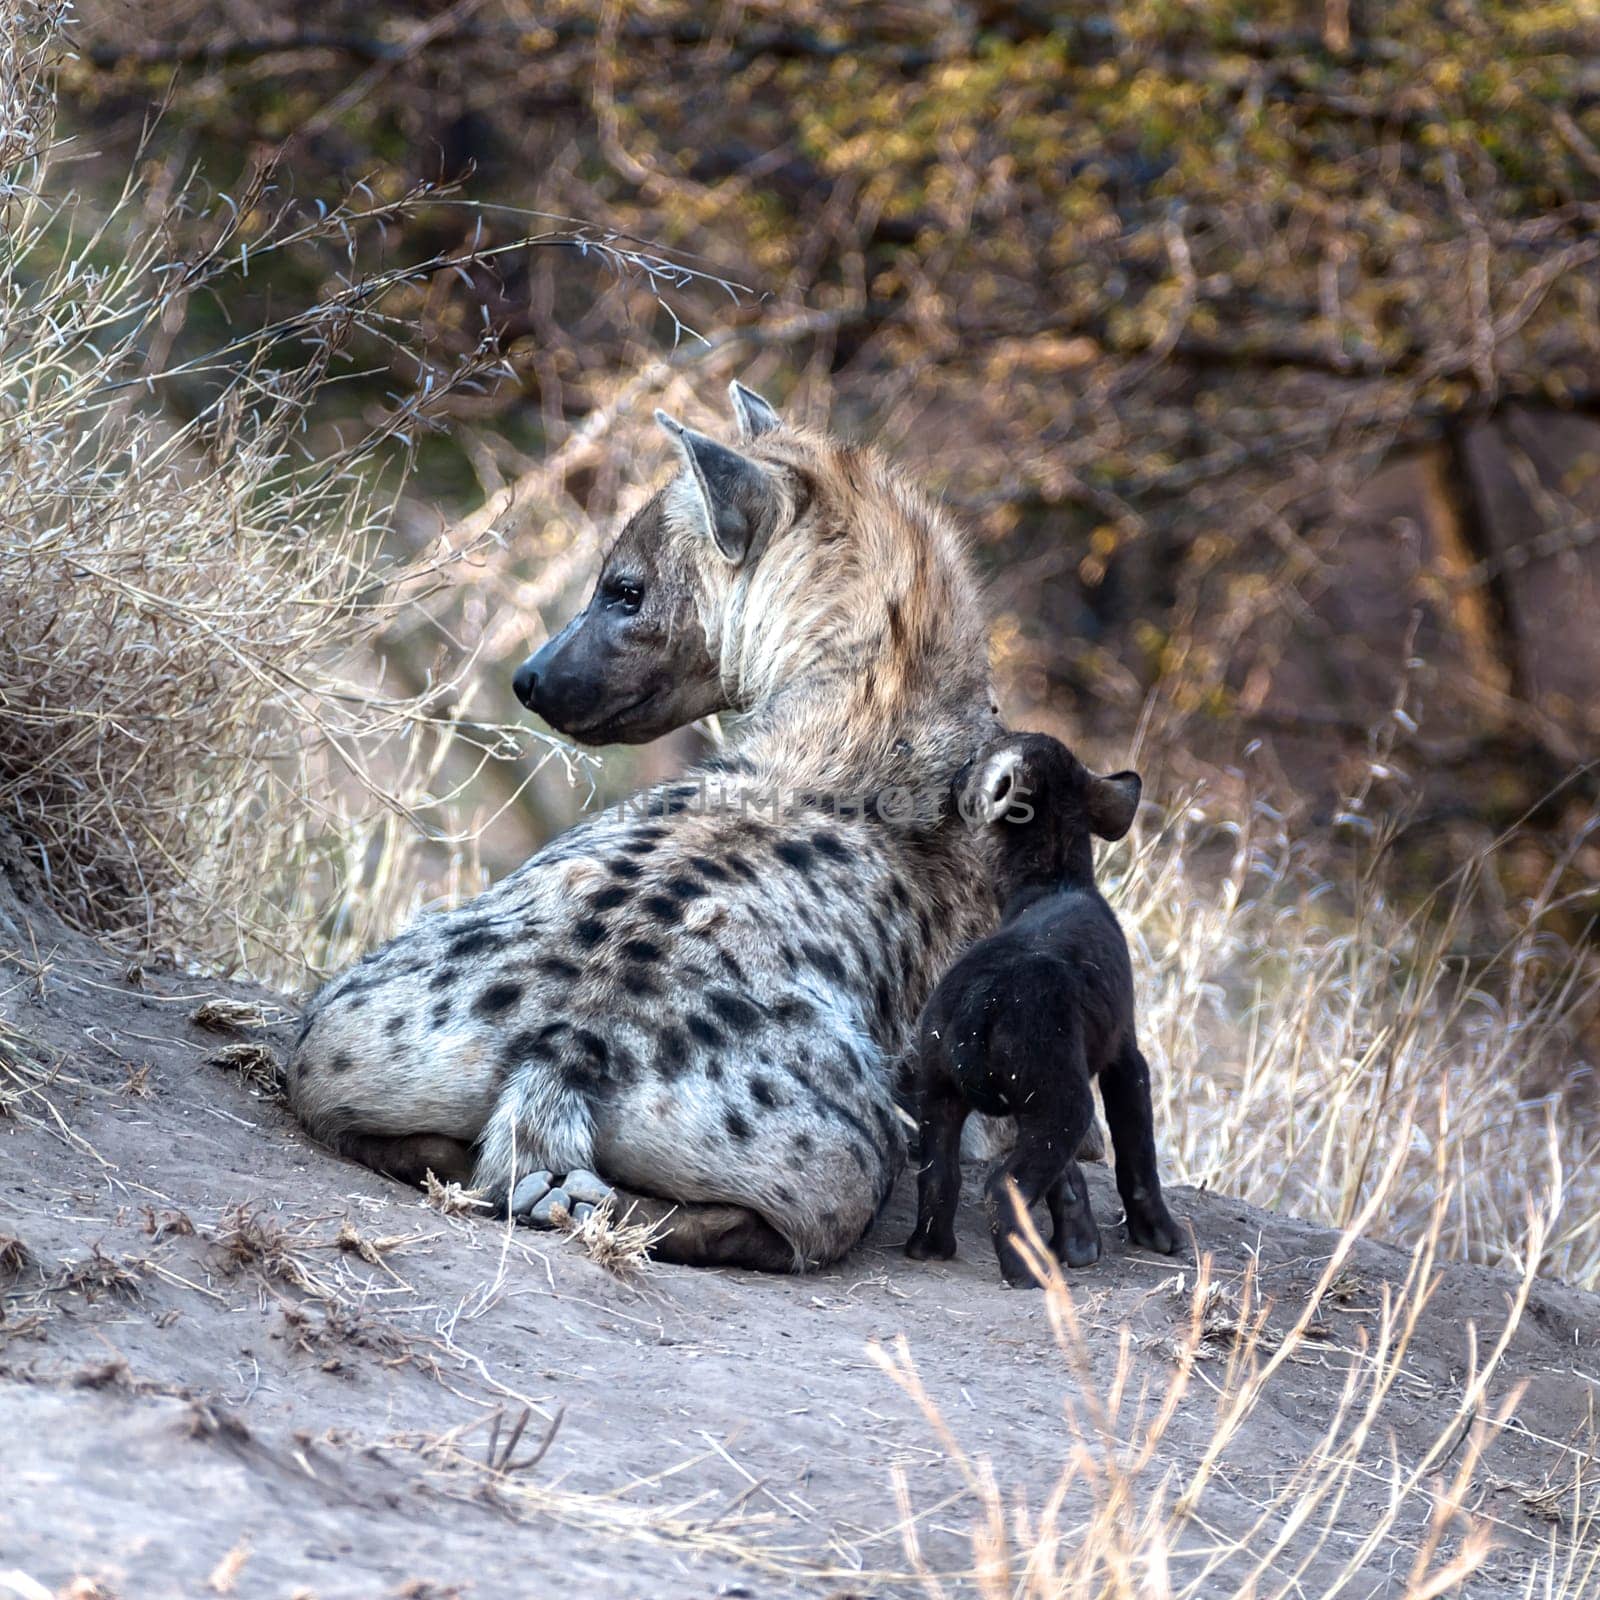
left=601, top=576, right=643, bottom=614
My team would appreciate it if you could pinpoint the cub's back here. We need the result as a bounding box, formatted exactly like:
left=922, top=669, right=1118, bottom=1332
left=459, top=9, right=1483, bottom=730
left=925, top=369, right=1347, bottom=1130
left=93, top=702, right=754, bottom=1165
left=918, top=886, right=1132, bottom=1108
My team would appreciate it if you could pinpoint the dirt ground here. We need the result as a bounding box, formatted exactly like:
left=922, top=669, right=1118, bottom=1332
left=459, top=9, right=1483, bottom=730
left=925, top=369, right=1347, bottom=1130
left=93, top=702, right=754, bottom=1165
left=3, top=857, right=1599, bottom=1600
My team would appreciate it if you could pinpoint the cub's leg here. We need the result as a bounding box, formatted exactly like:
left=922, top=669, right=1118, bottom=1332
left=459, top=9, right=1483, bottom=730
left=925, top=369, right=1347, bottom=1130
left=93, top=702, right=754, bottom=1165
left=983, top=1123, right=1082, bottom=1285
left=1099, top=1041, right=1180, bottom=1255
left=1045, top=1160, right=1101, bottom=1270
left=994, top=1018, right=1101, bottom=1279
left=906, top=1073, right=968, bottom=1262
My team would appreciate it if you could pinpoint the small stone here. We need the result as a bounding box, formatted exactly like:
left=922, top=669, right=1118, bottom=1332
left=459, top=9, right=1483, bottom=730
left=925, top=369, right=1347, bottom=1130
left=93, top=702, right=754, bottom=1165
left=528, top=1188, right=570, bottom=1228
left=562, top=1168, right=611, bottom=1205
left=570, top=1201, right=596, bottom=1224
left=509, top=1170, right=554, bottom=1215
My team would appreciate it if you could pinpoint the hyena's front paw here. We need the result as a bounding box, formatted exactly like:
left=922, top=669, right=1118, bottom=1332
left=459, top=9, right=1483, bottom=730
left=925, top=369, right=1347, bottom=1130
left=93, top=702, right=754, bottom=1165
left=509, top=1168, right=612, bottom=1228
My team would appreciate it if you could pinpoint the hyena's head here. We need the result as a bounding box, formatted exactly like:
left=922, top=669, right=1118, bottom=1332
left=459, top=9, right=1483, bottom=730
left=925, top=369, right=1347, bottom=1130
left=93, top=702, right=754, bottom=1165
left=513, top=380, right=989, bottom=748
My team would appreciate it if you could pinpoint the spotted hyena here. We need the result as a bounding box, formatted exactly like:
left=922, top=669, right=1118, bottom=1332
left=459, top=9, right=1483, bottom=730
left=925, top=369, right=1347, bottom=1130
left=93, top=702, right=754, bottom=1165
left=288, top=382, right=1000, bottom=1270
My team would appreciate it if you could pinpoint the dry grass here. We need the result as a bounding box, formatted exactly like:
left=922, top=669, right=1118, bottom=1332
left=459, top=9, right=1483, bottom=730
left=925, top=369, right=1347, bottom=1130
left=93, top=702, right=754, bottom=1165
left=47, top=1245, right=145, bottom=1303
left=564, top=1195, right=666, bottom=1278
left=208, top=1204, right=326, bottom=1295
left=421, top=1169, right=494, bottom=1217
left=0, top=0, right=719, bottom=981
left=188, top=997, right=290, bottom=1034
left=0, top=1233, right=34, bottom=1280
left=0, top=0, right=533, bottom=974
left=204, top=1040, right=283, bottom=1098
left=0, top=1008, right=106, bottom=1169
left=406, top=1414, right=873, bottom=1588
left=1101, top=789, right=1600, bottom=1293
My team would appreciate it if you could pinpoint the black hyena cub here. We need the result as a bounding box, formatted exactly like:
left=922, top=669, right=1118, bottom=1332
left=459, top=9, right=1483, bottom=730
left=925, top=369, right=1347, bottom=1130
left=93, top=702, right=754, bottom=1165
left=906, top=733, right=1180, bottom=1285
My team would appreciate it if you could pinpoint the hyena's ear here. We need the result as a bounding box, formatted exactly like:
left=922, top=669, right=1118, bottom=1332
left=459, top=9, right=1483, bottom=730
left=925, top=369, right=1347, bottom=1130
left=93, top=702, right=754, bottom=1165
left=655, top=410, right=781, bottom=564
left=964, top=745, right=1029, bottom=825
left=1085, top=770, right=1142, bottom=841
left=728, top=380, right=781, bottom=441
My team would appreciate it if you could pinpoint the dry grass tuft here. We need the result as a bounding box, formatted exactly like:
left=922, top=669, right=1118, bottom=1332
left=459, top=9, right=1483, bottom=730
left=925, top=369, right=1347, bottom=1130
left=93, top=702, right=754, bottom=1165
left=276, top=1295, right=407, bottom=1367
left=0, top=1232, right=34, bottom=1280
left=183, top=1399, right=255, bottom=1446
left=189, top=998, right=289, bottom=1034
left=565, top=1196, right=664, bottom=1278
left=469, top=1403, right=565, bottom=1485
left=334, top=1220, right=413, bottom=1268
left=1159, top=1273, right=1284, bottom=1363
left=50, top=1245, right=144, bottom=1303
left=421, top=1170, right=493, bottom=1217
left=139, top=1207, right=194, bottom=1241
left=68, top=1357, right=134, bottom=1391
left=1494, top=1471, right=1583, bottom=1528
left=208, top=1205, right=321, bottom=1294
left=205, top=1042, right=283, bottom=1098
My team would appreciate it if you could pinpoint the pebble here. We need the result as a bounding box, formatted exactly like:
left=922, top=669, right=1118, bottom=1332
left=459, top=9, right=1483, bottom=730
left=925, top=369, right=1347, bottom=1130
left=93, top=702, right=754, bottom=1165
left=528, top=1188, right=570, bottom=1227
left=563, top=1168, right=612, bottom=1205
left=509, top=1170, right=554, bottom=1215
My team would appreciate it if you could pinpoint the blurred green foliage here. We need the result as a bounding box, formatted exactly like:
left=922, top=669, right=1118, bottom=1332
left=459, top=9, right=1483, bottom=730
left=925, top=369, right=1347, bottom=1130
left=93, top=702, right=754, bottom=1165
left=57, top=0, right=1600, bottom=959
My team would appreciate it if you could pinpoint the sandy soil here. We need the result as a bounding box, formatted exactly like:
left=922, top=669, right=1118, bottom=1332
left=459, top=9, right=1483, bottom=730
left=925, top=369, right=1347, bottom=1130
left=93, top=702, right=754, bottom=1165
left=3, top=854, right=1598, bottom=1599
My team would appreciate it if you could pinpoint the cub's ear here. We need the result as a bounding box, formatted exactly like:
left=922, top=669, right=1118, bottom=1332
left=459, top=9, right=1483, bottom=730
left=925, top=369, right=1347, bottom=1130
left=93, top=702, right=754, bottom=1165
left=1085, top=770, right=1142, bottom=841
left=728, top=380, right=782, bottom=441
left=655, top=410, right=781, bottom=563
left=963, top=744, right=1029, bottom=825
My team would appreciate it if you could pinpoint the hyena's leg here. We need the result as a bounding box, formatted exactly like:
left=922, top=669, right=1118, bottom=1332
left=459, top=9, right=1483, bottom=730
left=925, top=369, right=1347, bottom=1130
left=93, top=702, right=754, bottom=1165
left=487, top=1053, right=892, bottom=1272
left=337, top=1132, right=477, bottom=1187
left=289, top=992, right=500, bottom=1182
left=508, top=1171, right=797, bottom=1272
left=597, top=1189, right=799, bottom=1272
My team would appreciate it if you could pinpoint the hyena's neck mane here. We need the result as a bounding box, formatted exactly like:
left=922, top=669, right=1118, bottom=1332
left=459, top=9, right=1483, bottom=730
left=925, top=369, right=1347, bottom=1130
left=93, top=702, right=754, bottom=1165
left=715, top=438, right=994, bottom=801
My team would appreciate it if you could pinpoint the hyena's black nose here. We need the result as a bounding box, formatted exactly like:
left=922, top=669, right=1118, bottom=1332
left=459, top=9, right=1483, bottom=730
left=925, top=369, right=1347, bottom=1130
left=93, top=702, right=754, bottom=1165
left=512, top=654, right=541, bottom=710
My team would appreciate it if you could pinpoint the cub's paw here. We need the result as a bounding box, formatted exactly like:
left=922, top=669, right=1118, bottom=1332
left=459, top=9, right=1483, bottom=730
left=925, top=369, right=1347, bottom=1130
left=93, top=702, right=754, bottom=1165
left=1126, top=1199, right=1181, bottom=1257
left=905, top=1224, right=958, bottom=1262
left=1055, top=1226, right=1103, bottom=1270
